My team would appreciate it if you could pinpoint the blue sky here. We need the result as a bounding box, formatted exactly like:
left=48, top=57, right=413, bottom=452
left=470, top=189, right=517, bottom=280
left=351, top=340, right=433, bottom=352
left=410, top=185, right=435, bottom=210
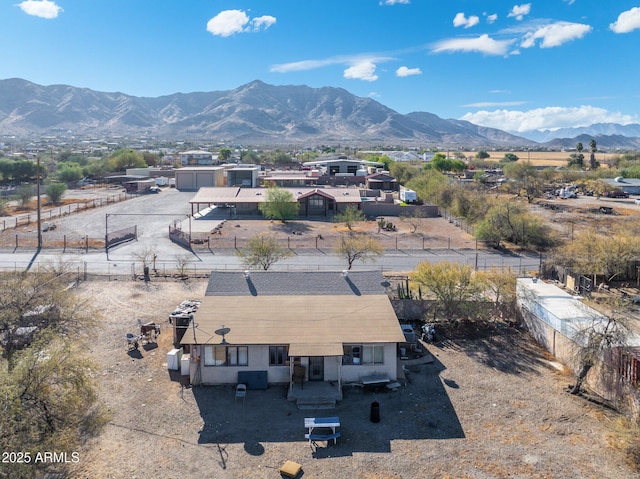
left=2, top=1, right=640, bottom=133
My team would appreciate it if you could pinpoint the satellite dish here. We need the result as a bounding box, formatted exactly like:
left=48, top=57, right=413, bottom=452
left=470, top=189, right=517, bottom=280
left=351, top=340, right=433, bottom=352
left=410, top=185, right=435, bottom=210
left=381, top=280, right=391, bottom=288
left=215, top=325, right=231, bottom=344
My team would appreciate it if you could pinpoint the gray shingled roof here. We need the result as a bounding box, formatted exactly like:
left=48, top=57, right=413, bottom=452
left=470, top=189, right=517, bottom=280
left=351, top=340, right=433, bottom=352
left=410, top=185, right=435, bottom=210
left=205, top=270, right=387, bottom=296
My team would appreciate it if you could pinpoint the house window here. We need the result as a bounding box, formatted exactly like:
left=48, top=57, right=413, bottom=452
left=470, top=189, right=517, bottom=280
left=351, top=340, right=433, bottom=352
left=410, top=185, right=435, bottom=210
left=343, top=345, right=383, bottom=365
left=363, top=345, right=384, bottom=364
left=309, top=197, right=323, bottom=208
left=343, top=345, right=362, bottom=365
left=204, top=346, right=248, bottom=366
left=269, top=346, right=289, bottom=366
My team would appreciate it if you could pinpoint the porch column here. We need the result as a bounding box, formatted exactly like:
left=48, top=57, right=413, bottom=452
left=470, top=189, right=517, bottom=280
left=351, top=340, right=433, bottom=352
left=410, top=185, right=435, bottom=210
left=289, top=360, right=294, bottom=394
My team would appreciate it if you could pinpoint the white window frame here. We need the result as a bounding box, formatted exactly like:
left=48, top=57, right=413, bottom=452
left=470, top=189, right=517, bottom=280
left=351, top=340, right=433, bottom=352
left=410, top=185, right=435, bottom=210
left=204, top=345, right=248, bottom=367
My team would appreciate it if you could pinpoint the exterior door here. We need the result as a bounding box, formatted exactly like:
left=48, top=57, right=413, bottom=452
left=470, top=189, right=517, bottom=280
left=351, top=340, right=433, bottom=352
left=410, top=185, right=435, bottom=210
left=308, top=357, right=324, bottom=381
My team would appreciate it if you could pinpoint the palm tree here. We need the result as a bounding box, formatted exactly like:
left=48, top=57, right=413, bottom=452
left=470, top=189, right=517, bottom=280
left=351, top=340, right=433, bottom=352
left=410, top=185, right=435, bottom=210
left=589, top=139, right=598, bottom=169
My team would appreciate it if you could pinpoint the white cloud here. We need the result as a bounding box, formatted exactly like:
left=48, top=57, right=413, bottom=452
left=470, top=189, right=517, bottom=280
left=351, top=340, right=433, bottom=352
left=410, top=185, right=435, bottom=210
left=520, top=22, right=591, bottom=48
left=432, top=34, right=514, bottom=55
left=270, top=54, right=394, bottom=73
left=16, top=0, right=62, bottom=19
left=460, top=106, right=639, bottom=132
left=206, top=10, right=276, bottom=37
left=381, top=0, right=410, bottom=5
left=396, top=66, right=422, bottom=77
left=463, top=101, right=527, bottom=108
left=610, top=7, right=640, bottom=34
left=344, top=61, right=378, bottom=82
left=207, top=10, right=249, bottom=37
left=507, top=4, right=531, bottom=21
left=486, top=13, right=498, bottom=24
left=250, top=15, right=277, bottom=32
left=453, top=13, right=480, bottom=29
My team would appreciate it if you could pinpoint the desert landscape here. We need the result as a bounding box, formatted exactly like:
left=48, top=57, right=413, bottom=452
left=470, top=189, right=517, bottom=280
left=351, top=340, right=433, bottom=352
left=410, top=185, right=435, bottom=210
left=55, top=278, right=639, bottom=479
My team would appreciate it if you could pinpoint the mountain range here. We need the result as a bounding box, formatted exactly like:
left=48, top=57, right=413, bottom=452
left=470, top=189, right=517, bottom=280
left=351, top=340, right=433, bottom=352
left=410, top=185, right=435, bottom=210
left=1, top=78, right=639, bottom=149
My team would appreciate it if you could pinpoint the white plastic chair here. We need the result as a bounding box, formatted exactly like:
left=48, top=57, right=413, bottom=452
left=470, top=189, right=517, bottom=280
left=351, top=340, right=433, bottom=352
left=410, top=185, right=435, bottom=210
left=235, top=384, right=247, bottom=404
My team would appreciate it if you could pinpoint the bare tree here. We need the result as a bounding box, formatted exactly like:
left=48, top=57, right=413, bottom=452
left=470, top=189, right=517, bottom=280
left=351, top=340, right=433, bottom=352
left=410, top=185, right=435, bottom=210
left=333, top=233, right=384, bottom=270
left=174, top=253, right=192, bottom=279
left=569, top=300, right=632, bottom=395
left=400, top=209, right=424, bottom=233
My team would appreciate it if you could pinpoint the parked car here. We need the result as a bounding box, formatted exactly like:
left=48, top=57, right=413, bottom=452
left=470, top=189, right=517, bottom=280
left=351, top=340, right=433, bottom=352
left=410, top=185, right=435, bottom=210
left=635, top=198, right=640, bottom=205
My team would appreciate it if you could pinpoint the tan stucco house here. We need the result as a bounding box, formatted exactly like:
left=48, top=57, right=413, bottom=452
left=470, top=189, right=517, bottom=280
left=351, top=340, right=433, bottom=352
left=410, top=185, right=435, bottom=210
left=181, top=270, right=405, bottom=403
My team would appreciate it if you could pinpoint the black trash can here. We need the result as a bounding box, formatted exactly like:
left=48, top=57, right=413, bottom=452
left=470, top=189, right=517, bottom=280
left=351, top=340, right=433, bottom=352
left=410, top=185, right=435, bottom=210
left=370, top=401, right=380, bottom=423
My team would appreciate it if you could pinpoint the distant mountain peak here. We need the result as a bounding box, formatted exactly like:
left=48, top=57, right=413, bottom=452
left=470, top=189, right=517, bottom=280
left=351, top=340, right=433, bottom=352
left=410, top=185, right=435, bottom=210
left=0, top=78, right=637, bottom=148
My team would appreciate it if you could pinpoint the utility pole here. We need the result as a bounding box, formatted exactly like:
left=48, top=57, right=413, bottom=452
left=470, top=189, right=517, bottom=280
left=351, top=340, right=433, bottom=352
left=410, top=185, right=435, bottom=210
left=36, top=155, right=42, bottom=250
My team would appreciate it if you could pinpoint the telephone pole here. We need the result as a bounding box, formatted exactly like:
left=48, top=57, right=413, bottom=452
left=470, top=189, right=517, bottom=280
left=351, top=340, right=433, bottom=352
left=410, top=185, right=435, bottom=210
left=36, top=155, right=42, bottom=250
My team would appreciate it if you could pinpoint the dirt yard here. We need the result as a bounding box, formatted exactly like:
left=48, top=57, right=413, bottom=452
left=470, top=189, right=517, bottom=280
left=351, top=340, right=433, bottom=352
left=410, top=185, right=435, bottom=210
left=61, top=279, right=639, bottom=479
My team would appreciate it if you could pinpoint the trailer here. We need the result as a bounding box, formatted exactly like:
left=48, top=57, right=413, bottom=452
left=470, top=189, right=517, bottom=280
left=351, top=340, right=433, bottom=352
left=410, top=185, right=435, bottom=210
left=125, top=178, right=156, bottom=194
left=399, top=186, right=417, bottom=203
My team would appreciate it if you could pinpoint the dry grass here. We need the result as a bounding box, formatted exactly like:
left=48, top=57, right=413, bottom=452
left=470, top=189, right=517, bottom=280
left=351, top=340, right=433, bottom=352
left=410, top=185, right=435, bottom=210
left=604, top=415, right=640, bottom=470
left=463, top=151, right=615, bottom=168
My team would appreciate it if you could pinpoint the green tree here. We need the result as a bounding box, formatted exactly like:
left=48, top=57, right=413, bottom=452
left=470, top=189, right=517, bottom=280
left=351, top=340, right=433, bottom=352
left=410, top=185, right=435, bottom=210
left=1, top=337, right=107, bottom=478
left=407, top=170, right=449, bottom=205
left=237, top=233, right=293, bottom=270
left=56, top=161, right=83, bottom=182
left=0, top=272, right=93, bottom=369
left=16, top=184, right=33, bottom=209
left=503, top=153, right=519, bottom=162
left=430, top=153, right=452, bottom=172
left=475, top=150, right=490, bottom=159
left=0, top=158, right=13, bottom=182
left=411, top=261, right=486, bottom=321
left=334, top=205, right=365, bottom=231
left=552, top=225, right=640, bottom=283
left=12, top=160, right=37, bottom=182
left=142, top=151, right=160, bottom=166
left=241, top=150, right=261, bottom=164
left=475, top=201, right=553, bottom=249
left=109, top=149, right=146, bottom=171
left=503, top=160, right=543, bottom=203
left=83, top=158, right=108, bottom=178
left=273, top=152, right=293, bottom=164
left=44, top=182, right=67, bottom=205
left=568, top=142, right=585, bottom=168
left=218, top=147, right=232, bottom=163
left=258, top=186, right=299, bottom=222
left=0, top=271, right=107, bottom=477
left=334, top=234, right=384, bottom=270
left=389, top=162, right=420, bottom=184
left=589, top=139, right=599, bottom=170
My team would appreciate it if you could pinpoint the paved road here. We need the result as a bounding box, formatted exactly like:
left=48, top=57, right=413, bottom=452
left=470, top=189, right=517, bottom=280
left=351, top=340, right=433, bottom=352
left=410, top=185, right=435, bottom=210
left=0, top=188, right=543, bottom=275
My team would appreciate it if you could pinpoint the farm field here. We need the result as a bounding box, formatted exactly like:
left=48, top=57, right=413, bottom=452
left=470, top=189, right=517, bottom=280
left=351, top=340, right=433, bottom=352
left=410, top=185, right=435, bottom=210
left=462, top=150, right=615, bottom=168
